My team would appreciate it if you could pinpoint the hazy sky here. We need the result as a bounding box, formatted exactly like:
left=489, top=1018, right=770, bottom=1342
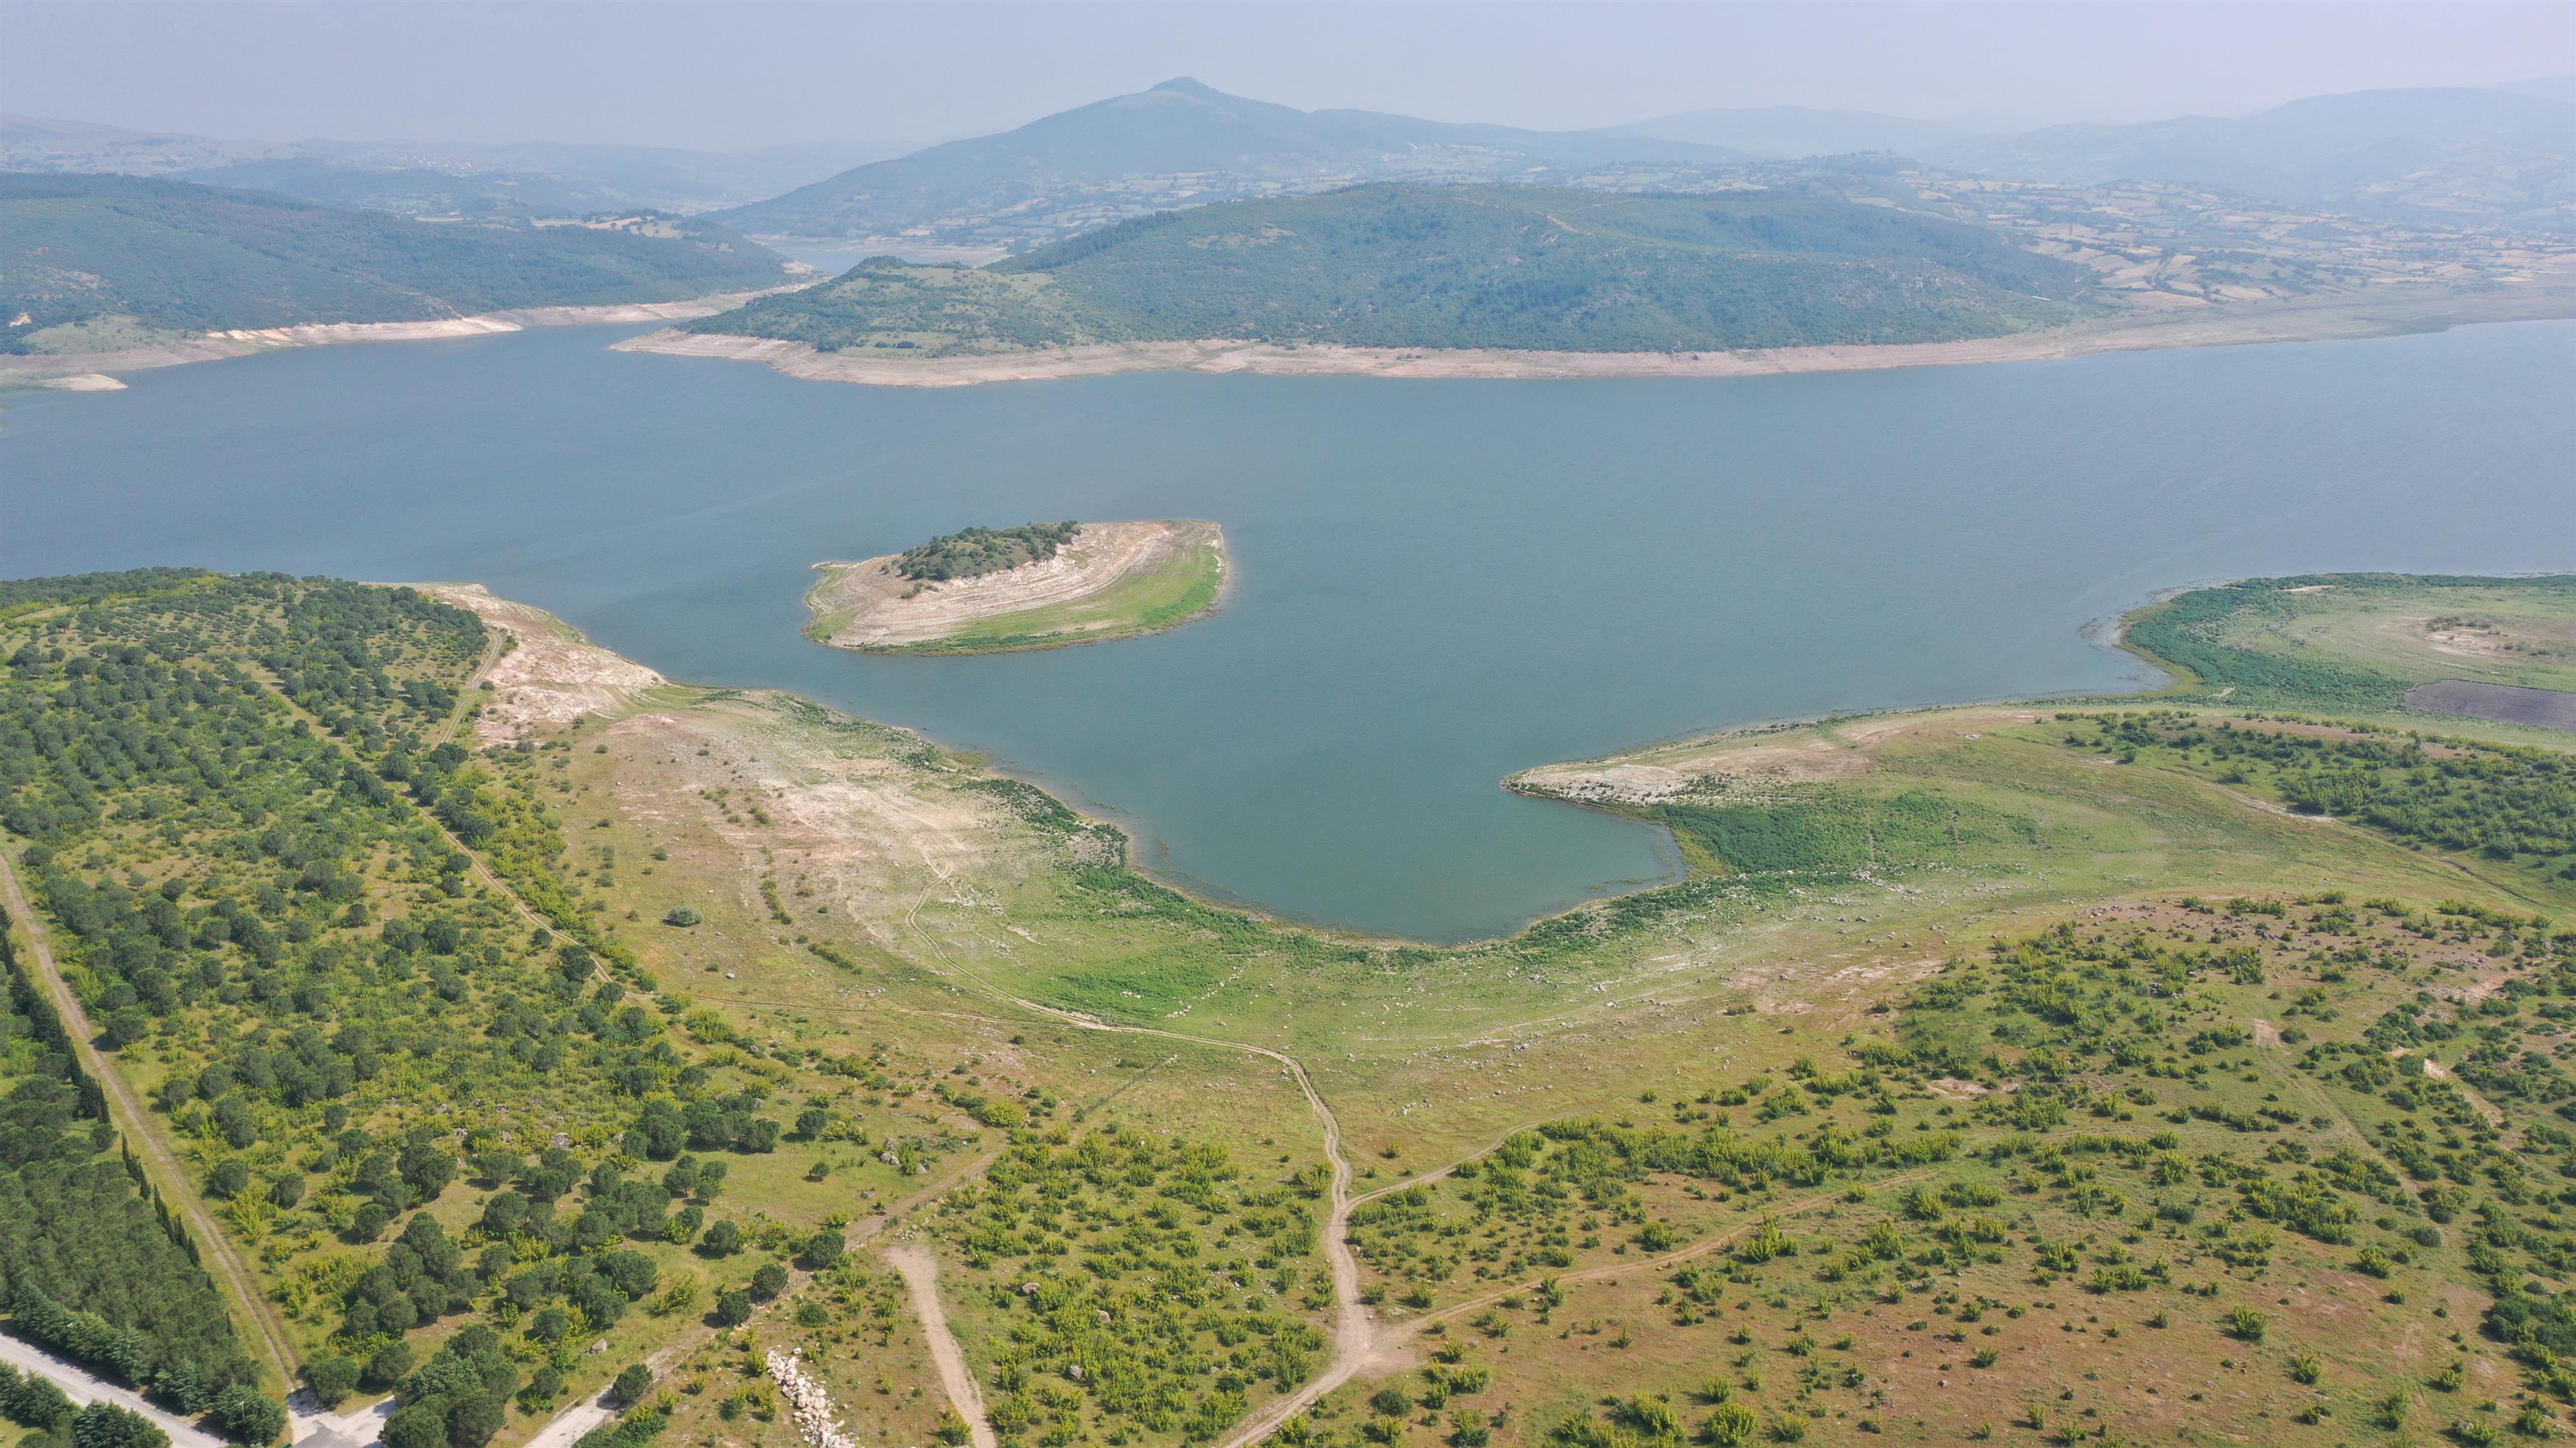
left=4, top=1, right=2569, bottom=151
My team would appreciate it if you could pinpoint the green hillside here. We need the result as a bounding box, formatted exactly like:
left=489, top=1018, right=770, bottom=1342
left=710, top=77, right=1742, bottom=246
left=1, top=173, right=789, bottom=353
left=683, top=183, right=2095, bottom=356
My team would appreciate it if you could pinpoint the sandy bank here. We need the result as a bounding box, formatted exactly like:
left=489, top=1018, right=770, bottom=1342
left=807, top=519, right=1225, bottom=652
left=420, top=583, right=666, bottom=744
left=1511, top=706, right=2048, bottom=808
left=612, top=281, right=2576, bottom=388
left=1, top=288, right=794, bottom=385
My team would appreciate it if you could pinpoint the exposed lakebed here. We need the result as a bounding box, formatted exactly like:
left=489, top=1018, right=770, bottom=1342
left=7, top=319, right=2572, bottom=939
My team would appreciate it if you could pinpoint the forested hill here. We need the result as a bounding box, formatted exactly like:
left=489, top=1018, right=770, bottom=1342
left=1, top=172, right=790, bottom=352
left=682, top=183, right=2096, bottom=357
left=710, top=76, right=1741, bottom=244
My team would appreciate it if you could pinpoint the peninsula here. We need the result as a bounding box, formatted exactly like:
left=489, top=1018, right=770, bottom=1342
left=804, top=519, right=1227, bottom=653
left=621, top=178, right=2576, bottom=388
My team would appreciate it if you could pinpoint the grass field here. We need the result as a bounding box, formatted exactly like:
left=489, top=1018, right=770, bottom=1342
left=2117, top=573, right=2576, bottom=725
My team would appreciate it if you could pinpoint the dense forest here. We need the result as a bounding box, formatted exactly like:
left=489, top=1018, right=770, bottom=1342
left=1, top=174, right=788, bottom=350
left=0, top=571, right=804, bottom=1443
left=1, top=903, right=269, bottom=1432
left=684, top=183, right=2095, bottom=357
left=894, top=523, right=1083, bottom=582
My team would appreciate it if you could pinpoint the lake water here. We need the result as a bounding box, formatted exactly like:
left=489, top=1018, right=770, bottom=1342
left=7, top=320, right=2572, bottom=940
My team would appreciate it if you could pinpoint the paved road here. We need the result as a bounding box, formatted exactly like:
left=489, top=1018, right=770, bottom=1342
left=514, top=1391, right=612, bottom=1448
left=286, top=1393, right=392, bottom=1448
left=0, top=1332, right=227, bottom=1448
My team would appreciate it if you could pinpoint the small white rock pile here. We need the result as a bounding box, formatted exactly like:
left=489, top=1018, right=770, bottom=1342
left=766, top=1349, right=857, bottom=1448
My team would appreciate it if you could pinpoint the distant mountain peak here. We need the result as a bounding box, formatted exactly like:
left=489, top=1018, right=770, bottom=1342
left=1147, top=77, right=1226, bottom=99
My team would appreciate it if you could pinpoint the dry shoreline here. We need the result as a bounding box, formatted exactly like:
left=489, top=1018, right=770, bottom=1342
left=609, top=281, right=2576, bottom=389
left=1, top=287, right=797, bottom=391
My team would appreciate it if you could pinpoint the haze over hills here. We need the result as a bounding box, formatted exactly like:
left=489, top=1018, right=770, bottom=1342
left=1, top=171, right=791, bottom=354
left=8, top=74, right=2569, bottom=378
left=152, top=157, right=619, bottom=219
left=16, top=76, right=2570, bottom=252
left=1935, top=85, right=2576, bottom=232
left=711, top=77, right=1751, bottom=248
left=712, top=77, right=2575, bottom=253
left=0, top=113, right=903, bottom=216
left=681, top=182, right=2092, bottom=358
left=1606, top=106, right=1982, bottom=161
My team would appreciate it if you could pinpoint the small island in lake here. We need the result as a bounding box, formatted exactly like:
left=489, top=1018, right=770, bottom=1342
left=805, top=519, right=1227, bottom=653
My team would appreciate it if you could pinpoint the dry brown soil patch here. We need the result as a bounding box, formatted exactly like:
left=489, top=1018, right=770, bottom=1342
left=422, top=584, right=664, bottom=743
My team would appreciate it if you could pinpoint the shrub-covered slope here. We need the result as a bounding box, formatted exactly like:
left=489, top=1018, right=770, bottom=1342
left=1, top=173, right=787, bottom=351
left=683, top=183, right=2093, bottom=357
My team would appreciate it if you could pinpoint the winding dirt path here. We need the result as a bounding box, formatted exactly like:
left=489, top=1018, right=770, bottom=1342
left=888, top=1243, right=997, bottom=1448
left=1225, top=1170, right=1938, bottom=1447
left=1005, top=1001, right=1367, bottom=1448
left=513, top=1147, right=999, bottom=1448
left=889, top=898, right=1365, bottom=1448
left=422, top=622, right=507, bottom=751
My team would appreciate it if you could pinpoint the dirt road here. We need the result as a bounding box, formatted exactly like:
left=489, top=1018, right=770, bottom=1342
left=888, top=1243, right=997, bottom=1448
left=0, top=856, right=300, bottom=1388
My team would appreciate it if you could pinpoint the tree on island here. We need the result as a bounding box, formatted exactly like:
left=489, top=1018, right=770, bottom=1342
left=895, top=522, right=1081, bottom=582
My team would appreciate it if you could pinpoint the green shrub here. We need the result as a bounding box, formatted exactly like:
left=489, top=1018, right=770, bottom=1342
left=1703, top=1403, right=1758, bottom=1447
left=364, top=1341, right=416, bottom=1391
left=210, top=1389, right=286, bottom=1447
left=794, top=1231, right=843, bottom=1272
left=71, top=1405, right=166, bottom=1448
left=0, top=1368, right=74, bottom=1428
